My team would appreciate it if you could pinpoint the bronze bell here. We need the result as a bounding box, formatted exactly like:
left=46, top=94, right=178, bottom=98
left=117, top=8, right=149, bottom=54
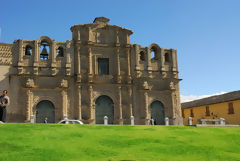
left=40, top=45, right=48, bottom=59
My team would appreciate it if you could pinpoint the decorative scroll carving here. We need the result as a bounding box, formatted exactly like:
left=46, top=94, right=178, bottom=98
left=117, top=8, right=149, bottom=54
left=60, top=79, right=68, bottom=88
left=26, top=78, right=35, bottom=88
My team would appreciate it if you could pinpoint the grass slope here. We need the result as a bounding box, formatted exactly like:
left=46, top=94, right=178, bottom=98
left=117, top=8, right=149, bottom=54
left=0, top=124, right=240, bottom=161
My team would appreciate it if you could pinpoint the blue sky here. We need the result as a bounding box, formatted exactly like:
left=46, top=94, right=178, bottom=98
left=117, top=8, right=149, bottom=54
left=0, top=0, right=239, bottom=101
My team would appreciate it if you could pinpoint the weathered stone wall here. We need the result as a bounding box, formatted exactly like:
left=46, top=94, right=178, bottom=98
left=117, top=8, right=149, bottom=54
left=0, top=17, right=183, bottom=125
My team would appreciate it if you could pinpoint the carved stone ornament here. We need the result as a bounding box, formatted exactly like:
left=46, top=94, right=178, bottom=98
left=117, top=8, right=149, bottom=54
left=170, top=81, right=175, bottom=90
left=26, top=78, right=35, bottom=88
left=143, top=81, right=149, bottom=90
left=60, top=79, right=68, bottom=88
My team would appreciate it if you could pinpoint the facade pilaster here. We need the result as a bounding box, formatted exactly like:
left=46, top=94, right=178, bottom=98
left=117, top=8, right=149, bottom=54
left=77, top=85, right=82, bottom=120
left=88, top=47, right=93, bottom=82
left=118, top=86, right=123, bottom=124
left=17, top=40, right=23, bottom=74
left=61, top=89, right=68, bottom=118
left=88, top=85, right=94, bottom=123
left=76, top=46, right=81, bottom=82
left=144, top=91, right=149, bottom=125
left=33, top=40, right=39, bottom=75
left=127, top=48, right=132, bottom=83
left=26, top=89, right=33, bottom=122
left=146, top=47, right=152, bottom=77
left=116, top=48, right=121, bottom=83
left=128, top=86, right=133, bottom=117
left=18, top=39, right=23, bottom=64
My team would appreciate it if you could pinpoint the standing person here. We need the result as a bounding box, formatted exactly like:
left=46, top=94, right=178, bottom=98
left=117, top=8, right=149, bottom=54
left=44, top=117, right=48, bottom=124
left=0, top=90, right=10, bottom=123
left=150, top=117, right=154, bottom=125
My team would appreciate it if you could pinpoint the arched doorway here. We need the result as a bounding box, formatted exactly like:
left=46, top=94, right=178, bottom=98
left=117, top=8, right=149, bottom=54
left=95, top=95, right=114, bottom=124
left=36, top=100, right=55, bottom=123
left=150, top=101, right=165, bottom=125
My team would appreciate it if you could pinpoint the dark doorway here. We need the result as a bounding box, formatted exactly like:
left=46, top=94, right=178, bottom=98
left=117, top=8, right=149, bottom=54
left=95, top=95, right=114, bottom=124
left=36, top=100, right=55, bottom=123
left=150, top=101, right=165, bottom=125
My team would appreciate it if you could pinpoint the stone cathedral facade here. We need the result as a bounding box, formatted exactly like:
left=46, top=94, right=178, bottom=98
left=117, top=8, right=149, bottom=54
left=0, top=17, right=183, bottom=125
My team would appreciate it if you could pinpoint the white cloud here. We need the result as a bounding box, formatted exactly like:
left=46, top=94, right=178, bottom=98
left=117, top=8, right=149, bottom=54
left=180, top=92, right=226, bottom=103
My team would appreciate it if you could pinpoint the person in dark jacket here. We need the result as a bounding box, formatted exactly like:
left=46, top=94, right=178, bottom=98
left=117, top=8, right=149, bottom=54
left=0, top=90, right=10, bottom=123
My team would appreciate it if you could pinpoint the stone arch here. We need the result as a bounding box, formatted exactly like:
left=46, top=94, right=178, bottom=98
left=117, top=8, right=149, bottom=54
left=149, top=43, right=161, bottom=60
left=150, top=100, right=165, bottom=125
left=37, top=36, right=54, bottom=60
left=35, top=100, right=55, bottom=123
left=139, top=51, right=146, bottom=61
left=33, top=96, right=58, bottom=116
left=93, top=90, right=118, bottom=106
left=37, top=36, right=54, bottom=44
left=24, top=45, right=33, bottom=56
left=95, top=95, right=114, bottom=124
left=57, top=46, right=64, bottom=57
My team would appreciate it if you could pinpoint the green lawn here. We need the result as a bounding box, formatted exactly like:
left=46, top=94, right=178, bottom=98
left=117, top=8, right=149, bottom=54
left=0, top=124, right=240, bottom=161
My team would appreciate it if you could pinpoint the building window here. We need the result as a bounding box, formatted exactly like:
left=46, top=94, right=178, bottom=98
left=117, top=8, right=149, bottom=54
left=165, top=53, right=170, bottom=63
left=40, top=41, right=50, bottom=60
left=98, top=58, right=109, bottom=75
left=151, top=47, right=157, bottom=60
left=190, top=109, right=194, bottom=117
left=206, top=106, right=210, bottom=116
left=182, top=110, right=185, bottom=118
left=25, top=45, right=32, bottom=56
left=139, top=51, right=145, bottom=61
left=57, top=47, right=64, bottom=57
left=228, top=103, right=234, bottom=114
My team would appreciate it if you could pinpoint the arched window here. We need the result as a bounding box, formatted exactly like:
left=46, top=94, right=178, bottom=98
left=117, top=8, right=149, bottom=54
left=139, top=51, right=145, bottom=61
left=165, top=53, right=170, bottom=62
left=40, top=41, right=50, bottom=60
left=25, top=45, right=32, bottom=56
left=57, top=47, right=64, bottom=57
left=151, top=47, right=157, bottom=60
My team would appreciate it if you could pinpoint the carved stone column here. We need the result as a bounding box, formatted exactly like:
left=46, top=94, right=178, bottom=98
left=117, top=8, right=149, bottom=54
left=51, top=42, right=56, bottom=75
left=146, top=47, right=152, bottom=77
left=88, top=85, right=94, bottom=123
left=128, top=86, right=133, bottom=118
left=116, top=48, right=121, bottom=83
left=126, top=48, right=132, bottom=84
left=76, top=46, right=81, bottom=82
left=118, top=86, right=123, bottom=124
left=88, top=47, right=93, bottom=82
left=33, top=40, right=39, bottom=75
left=61, top=89, right=68, bottom=119
left=134, top=45, right=140, bottom=78
left=17, top=40, right=23, bottom=74
left=18, top=39, right=23, bottom=64
left=144, top=91, right=149, bottom=125
left=65, top=52, right=71, bottom=76
left=161, top=48, right=167, bottom=78
left=77, top=85, right=82, bottom=120
left=171, top=49, right=177, bottom=78
left=26, top=89, right=33, bottom=122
